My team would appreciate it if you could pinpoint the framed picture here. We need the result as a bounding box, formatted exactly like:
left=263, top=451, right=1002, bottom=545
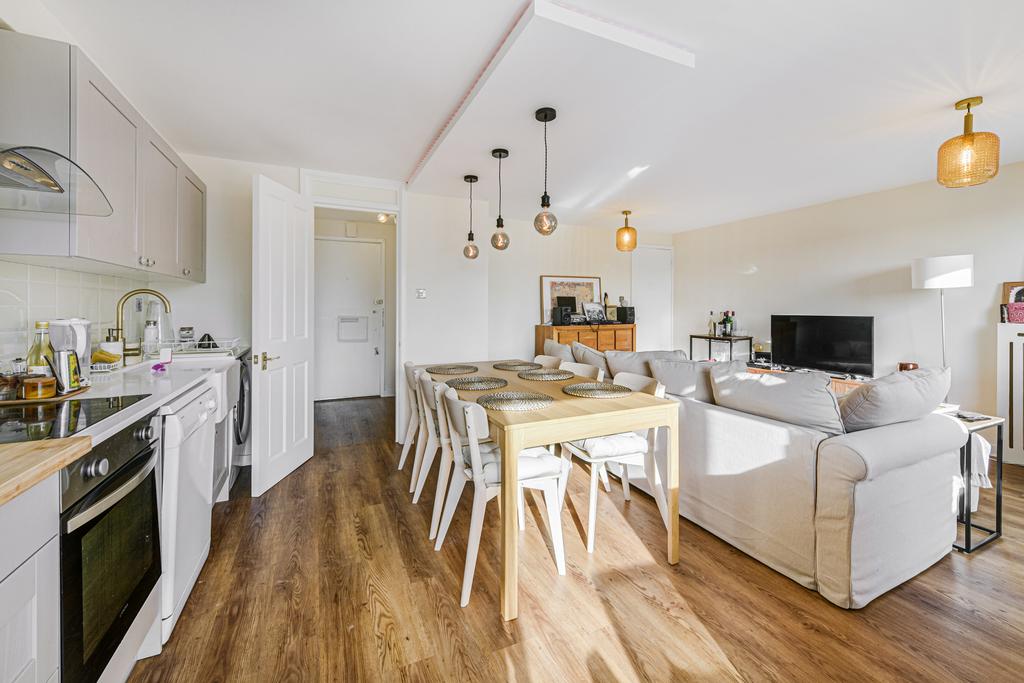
left=581, top=302, right=606, bottom=322
left=540, top=275, right=602, bottom=323
left=1003, top=281, right=1024, bottom=304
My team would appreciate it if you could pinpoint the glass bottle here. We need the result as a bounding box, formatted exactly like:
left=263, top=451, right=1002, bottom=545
left=707, top=310, right=716, bottom=336
left=27, top=321, right=55, bottom=376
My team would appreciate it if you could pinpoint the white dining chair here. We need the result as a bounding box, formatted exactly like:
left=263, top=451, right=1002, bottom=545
left=533, top=354, right=563, bottom=369
left=411, top=372, right=452, bottom=507
left=398, top=362, right=422, bottom=473
left=559, top=371, right=669, bottom=553
left=559, top=360, right=605, bottom=382
left=435, top=387, right=568, bottom=606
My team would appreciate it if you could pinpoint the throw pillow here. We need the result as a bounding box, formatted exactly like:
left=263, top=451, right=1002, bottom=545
left=649, top=358, right=714, bottom=402
left=840, top=367, right=950, bottom=432
left=543, top=339, right=574, bottom=363
left=570, top=342, right=610, bottom=377
left=710, top=361, right=845, bottom=435
left=605, top=349, right=688, bottom=378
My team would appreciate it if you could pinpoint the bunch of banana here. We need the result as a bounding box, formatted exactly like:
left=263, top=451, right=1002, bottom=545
left=91, top=348, right=123, bottom=364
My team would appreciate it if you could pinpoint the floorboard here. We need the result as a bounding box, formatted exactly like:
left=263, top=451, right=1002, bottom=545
left=129, top=397, right=1024, bottom=682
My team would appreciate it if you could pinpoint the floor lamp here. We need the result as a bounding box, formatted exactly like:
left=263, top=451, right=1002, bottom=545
left=911, top=254, right=974, bottom=369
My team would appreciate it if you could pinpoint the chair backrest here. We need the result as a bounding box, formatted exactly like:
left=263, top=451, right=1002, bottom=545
left=404, top=362, right=421, bottom=416
left=418, top=372, right=451, bottom=442
left=443, top=387, right=491, bottom=482
left=613, top=371, right=666, bottom=398
left=533, top=354, right=562, bottom=369
left=559, top=360, right=605, bottom=382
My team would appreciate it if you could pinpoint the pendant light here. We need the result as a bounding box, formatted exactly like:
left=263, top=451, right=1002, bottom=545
left=490, top=148, right=510, bottom=250
left=616, top=210, right=637, bottom=251
left=462, top=175, right=479, bottom=260
left=937, top=96, right=1000, bottom=188
left=533, top=107, right=558, bottom=235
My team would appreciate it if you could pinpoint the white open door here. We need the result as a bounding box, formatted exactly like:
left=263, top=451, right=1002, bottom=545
left=251, top=175, right=314, bottom=497
left=631, top=245, right=674, bottom=351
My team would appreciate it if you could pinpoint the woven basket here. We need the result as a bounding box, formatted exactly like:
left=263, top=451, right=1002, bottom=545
left=518, top=368, right=574, bottom=382
left=477, top=391, right=553, bottom=411
left=562, top=382, right=632, bottom=399
left=425, top=364, right=478, bottom=375
left=446, top=376, right=508, bottom=391
left=492, top=360, right=543, bottom=371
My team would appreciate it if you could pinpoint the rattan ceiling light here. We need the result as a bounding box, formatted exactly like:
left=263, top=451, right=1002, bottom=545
left=616, top=210, right=637, bottom=252
left=937, top=96, right=1000, bottom=188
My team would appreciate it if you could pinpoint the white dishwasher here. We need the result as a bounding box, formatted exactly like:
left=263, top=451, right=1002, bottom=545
left=158, top=385, right=218, bottom=643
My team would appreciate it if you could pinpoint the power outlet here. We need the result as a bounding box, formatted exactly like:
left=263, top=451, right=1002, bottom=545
left=415, top=289, right=427, bottom=299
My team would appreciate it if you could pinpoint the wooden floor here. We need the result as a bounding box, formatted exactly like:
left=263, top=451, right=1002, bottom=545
left=130, top=397, right=1024, bottom=682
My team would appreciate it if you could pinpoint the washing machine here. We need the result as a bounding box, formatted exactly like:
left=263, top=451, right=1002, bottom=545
left=232, top=352, right=252, bottom=467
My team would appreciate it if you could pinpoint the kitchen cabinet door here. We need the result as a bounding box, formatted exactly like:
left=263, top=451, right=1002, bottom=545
left=0, top=537, right=59, bottom=683
left=140, top=129, right=180, bottom=275
left=177, top=168, right=206, bottom=282
left=72, top=49, right=143, bottom=268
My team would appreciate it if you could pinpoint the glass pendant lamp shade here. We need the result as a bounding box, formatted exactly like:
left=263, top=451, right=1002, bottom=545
left=463, top=174, right=479, bottom=260
left=616, top=210, right=637, bottom=252
left=937, top=97, right=1000, bottom=188
left=491, top=148, right=510, bottom=250
left=534, top=107, right=558, bottom=235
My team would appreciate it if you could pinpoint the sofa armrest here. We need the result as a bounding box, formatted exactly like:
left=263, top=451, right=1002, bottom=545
left=818, top=413, right=968, bottom=482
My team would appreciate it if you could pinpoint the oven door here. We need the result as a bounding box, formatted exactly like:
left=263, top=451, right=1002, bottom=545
left=60, top=446, right=161, bottom=683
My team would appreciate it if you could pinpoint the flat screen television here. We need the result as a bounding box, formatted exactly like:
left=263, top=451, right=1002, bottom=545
left=770, top=315, right=874, bottom=377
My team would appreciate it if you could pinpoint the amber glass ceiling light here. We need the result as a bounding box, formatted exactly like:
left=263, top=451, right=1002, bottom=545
left=937, top=96, right=1000, bottom=188
left=490, top=148, right=510, bottom=250
left=616, top=210, right=637, bottom=252
left=533, top=107, right=558, bottom=235
left=463, top=175, right=479, bottom=260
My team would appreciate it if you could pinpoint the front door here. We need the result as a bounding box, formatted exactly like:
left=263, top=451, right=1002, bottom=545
left=314, top=238, right=384, bottom=400
left=250, top=175, right=314, bottom=497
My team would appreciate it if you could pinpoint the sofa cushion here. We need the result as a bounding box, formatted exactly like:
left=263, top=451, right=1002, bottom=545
left=839, top=367, right=950, bottom=432
left=710, top=361, right=845, bottom=435
left=649, top=359, right=714, bottom=402
left=543, top=339, right=574, bottom=363
left=605, top=349, right=688, bottom=377
left=570, top=342, right=610, bottom=377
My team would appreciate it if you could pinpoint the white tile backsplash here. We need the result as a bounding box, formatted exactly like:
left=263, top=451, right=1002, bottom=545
left=0, top=260, right=146, bottom=360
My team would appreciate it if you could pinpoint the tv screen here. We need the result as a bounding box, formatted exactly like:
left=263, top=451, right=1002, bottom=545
left=770, top=315, right=874, bottom=376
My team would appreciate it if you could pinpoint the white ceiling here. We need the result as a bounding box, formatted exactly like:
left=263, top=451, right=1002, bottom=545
left=40, top=0, right=1024, bottom=232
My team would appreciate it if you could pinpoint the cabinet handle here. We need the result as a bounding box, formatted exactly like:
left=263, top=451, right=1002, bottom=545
left=149, top=258, right=156, bottom=267
left=183, top=267, right=191, bottom=277
left=139, top=256, right=146, bottom=266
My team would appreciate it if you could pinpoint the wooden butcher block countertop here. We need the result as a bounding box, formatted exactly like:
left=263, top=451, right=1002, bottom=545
left=0, top=437, right=92, bottom=507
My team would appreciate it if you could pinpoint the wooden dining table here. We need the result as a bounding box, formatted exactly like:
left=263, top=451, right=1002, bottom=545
left=423, top=360, right=680, bottom=621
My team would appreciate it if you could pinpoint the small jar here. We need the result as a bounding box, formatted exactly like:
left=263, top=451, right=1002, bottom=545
left=20, top=375, right=57, bottom=400
left=143, top=320, right=160, bottom=356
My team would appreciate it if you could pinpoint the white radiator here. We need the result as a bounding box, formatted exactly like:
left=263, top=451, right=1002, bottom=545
left=996, top=323, right=1024, bottom=465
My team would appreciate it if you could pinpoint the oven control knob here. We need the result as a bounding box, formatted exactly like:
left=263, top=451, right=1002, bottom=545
left=84, top=458, right=110, bottom=479
left=134, top=425, right=155, bottom=441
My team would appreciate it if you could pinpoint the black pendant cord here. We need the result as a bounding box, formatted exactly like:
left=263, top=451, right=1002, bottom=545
left=468, top=180, right=474, bottom=239
left=543, top=120, right=549, bottom=196
left=497, top=153, right=503, bottom=224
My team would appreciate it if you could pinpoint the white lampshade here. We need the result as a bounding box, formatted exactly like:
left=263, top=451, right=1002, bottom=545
left=911, top=254, right=974, bottom=290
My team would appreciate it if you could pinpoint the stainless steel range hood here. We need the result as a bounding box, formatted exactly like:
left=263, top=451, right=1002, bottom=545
left=0, top=145, right=113, bottom=217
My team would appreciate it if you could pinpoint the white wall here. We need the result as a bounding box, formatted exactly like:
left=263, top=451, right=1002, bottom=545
left=154, top=154, right=299, bottom=342
left=486, top=217, right=672, bottom=360
left=314, top=218, right=397, bottom=395
left=673, top=160, right=1024, bottom=413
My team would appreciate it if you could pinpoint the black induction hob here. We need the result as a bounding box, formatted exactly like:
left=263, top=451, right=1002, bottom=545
left=0, top=394, right=150, bottom=444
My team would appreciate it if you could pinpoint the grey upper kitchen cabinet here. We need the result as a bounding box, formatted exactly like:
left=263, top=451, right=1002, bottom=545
left=0, top=30, right=205, bottom=282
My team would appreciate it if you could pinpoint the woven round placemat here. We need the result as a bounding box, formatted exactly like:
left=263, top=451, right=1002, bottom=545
left=492, top=360, right=543, bottom=371
left=517, top=368, right=574, bottom=381
left=446, top=376, right=508, bottom=391
left=477, top=391, right=553, bottom=411
left=425, top=364, right=478, bottom=375
left=562, top=382, right=632, bottom=399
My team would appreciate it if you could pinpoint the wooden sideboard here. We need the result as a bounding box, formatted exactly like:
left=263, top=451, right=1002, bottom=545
left=746, top=366, right=863, bottom=397
left=535, top=324, right=636, bottom=355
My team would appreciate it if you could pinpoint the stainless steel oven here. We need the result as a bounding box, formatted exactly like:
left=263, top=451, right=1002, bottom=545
left=60, top=411, right=161, bottom=683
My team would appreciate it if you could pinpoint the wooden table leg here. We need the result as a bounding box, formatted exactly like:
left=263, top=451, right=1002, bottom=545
left=499, top=426, right=522, bottom=620
left=664, top=409, right=680, bottom=564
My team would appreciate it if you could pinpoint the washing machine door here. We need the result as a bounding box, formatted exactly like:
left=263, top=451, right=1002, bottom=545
left=234, top=360, right=251, bottom=445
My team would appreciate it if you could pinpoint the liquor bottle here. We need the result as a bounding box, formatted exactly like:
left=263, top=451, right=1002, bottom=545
left=27, top=321, right=55, bottom=376
left=707, top=310, right=716, bottom=335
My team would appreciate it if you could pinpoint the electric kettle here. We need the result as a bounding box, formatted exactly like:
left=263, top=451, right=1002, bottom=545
left=49, top=319, right=92, bottom=371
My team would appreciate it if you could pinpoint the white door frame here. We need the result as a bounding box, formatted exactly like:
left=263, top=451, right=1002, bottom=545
left=631, top=244, right=674, bottom=349
left=299, top=169, right=405, bottom=440
left=313, top=235, right=387, bottom=398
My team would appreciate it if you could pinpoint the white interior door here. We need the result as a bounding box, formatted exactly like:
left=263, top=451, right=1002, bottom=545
left=314, top=239, right=384, bottom=400
left=631, top=245, right=674, bottom=351
left=251, top=175, right=314, bottom=497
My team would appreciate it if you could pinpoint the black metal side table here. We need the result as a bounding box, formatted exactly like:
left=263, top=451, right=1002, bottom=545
left=689, top=334, right=754, bottom=362
left=955, top=414, right=1004, bottom=553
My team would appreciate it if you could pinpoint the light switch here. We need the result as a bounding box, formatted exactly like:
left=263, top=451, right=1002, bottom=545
left=415, top=289, right=427, bottom=299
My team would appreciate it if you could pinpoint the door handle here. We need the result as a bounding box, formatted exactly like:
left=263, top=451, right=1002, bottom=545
left=261, top=352, right=280, bottom=371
